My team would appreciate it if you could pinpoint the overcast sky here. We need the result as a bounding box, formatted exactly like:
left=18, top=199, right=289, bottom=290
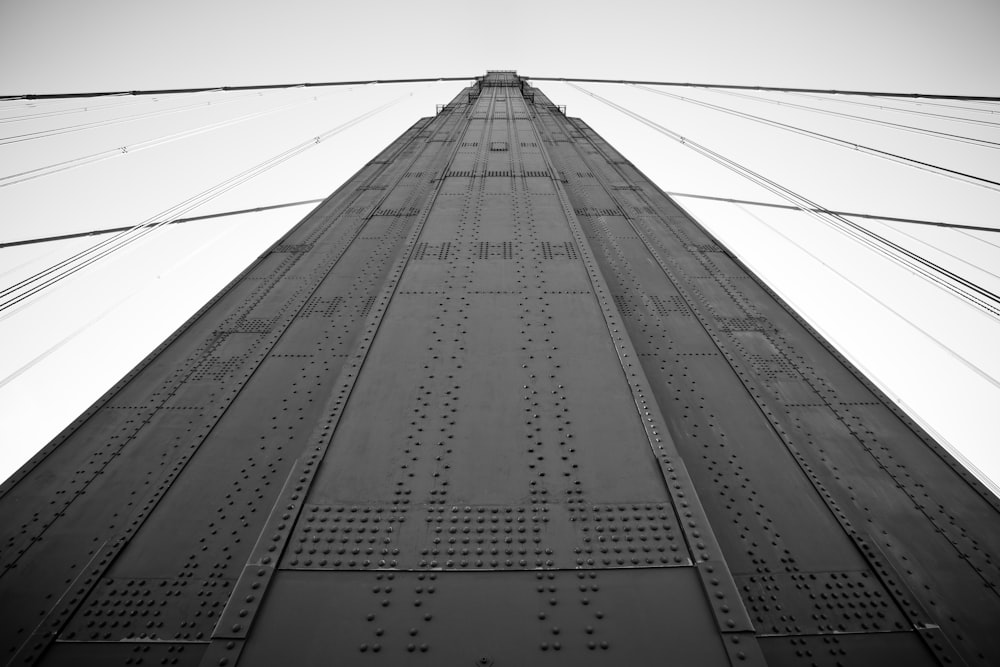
left=1, top=0, right=998, bottom=491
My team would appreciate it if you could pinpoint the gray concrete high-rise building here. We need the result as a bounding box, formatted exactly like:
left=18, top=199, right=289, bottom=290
left=2, top=71, right=998, bottom=667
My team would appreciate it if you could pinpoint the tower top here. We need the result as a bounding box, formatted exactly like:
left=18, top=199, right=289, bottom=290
left=480, top=70, right=520, bottom=86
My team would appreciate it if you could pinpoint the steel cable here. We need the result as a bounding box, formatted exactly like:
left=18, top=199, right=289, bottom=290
left=0, top=86, right=356, bottom=188
left=956, top=229, right=1000, bottom=252
left=869, top=94, right=1000, bottom=117
left=566, top=82, right=1000, bottom=320
left=0, top=90, right=414, bottom=315
left=579, top=83, right=1000, bottom=309
left=0, top=102, right=387, bottom=314
left=663, top=192, right=1000, bottom=233
left=695, top=147, right=1000, bottom=318
left=866, top=218, right=1000, bottom=282
left=0, top=199, right=325, bottom=248
left=0, top=89, right=272, bottom=145
left=704, top=88, right=1000, bottom=150
left=786, top=91, right=1000, bottom=129
left=0, top=218, right=245, bottom=390
left=733, top=204, right=1000, bottom=391
left=526, top=77, right=1000, bottom=102
left=631, top=84, right=1000, bottom=193
left=0, top=88, right=380, bottom=301
left=0, top=76, right=475, bottom=101
left=0, top=91, right=213, bottom=124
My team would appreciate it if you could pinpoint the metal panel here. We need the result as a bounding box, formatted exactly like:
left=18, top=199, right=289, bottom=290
left=550, top=103, right=1000, bottom=664
left=39, top=642, right=206, bottom=667
left=237, top=569, right=731, bottom=666
left=758, top=633, right=938, bottom=667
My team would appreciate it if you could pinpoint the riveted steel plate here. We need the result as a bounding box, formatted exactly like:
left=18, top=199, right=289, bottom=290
left=37, top=642, right=206, bottom=667
left=237, top=569, right=730, bottom=666
left=758, top=632, right=938, bottom=667
left=281, top=501, right=689, bottom=570
left=549, top=104, right=1000, bottom=664
left=735, top=570, right=908, bottom=635
left=3, top=72, right=999, bottom=667
left=59, top=577, right=232, bottom=641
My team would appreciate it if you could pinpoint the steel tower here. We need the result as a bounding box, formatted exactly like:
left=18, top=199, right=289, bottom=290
left=2, top=71, right=998, bottom=667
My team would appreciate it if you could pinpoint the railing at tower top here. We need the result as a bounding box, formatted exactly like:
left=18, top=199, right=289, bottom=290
left=479, top=71, right=520, bottom=87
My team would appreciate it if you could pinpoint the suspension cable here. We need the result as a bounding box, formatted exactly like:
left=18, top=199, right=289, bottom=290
left=0, top=88, right=380, bottom=300
left=0, top=219, right=245, bottom=390
left=0, top=244, right=64, bottom=280
left=0, top=199, right=325, bottom=249
left=956, top=229, right=1000, bottom=252
left=785, top=91, right=1000, bottom=129
left=632, top=84, right=1000, bottom=193
left=0, top=90, right=415, bottom=315
left=733, top=203, right=1000, bottom=391
left=0, top=86, right=355, bottom=188
left=527, top=77, right=1000, bottom=102
left=6, top=75, right=995, bottom=103
left=663, top=192, right=999, bottom=233
left=1, top=77, right=475, bottom=101
left=566, top=82, right=1000, bottom=320
left=0, top=93, right=188, bottom=124
left=0, top=95, right=398, bottom=313
left=705, top=88, right=1000, bottom=150
left=866, top=218, right=1000, bottom=282
left=8, top=191, right=989, bottom=252
left=0, top=89, right=273, bottom=145
left=617, top=84, right=1000, bottom=309
left=869, top=94, right=1000, bottom=117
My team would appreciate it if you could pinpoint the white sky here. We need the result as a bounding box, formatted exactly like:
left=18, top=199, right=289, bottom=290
left=0, top=0, right=998, bottom=491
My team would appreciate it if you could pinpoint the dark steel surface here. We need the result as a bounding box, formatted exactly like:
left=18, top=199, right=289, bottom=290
left=238, top=569, right=731, bottom=665
left=1, top=72, right=997, bottom=667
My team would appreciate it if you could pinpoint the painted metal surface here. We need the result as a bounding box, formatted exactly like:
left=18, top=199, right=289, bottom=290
left=0, top=72, right=997, bottom=666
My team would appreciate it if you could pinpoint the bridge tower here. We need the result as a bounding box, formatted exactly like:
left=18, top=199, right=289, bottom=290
left=2, top=71, right=998, bottom=667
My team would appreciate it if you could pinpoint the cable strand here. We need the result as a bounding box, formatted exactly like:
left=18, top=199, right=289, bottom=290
left=565, top=82, right=1000, bottom=320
